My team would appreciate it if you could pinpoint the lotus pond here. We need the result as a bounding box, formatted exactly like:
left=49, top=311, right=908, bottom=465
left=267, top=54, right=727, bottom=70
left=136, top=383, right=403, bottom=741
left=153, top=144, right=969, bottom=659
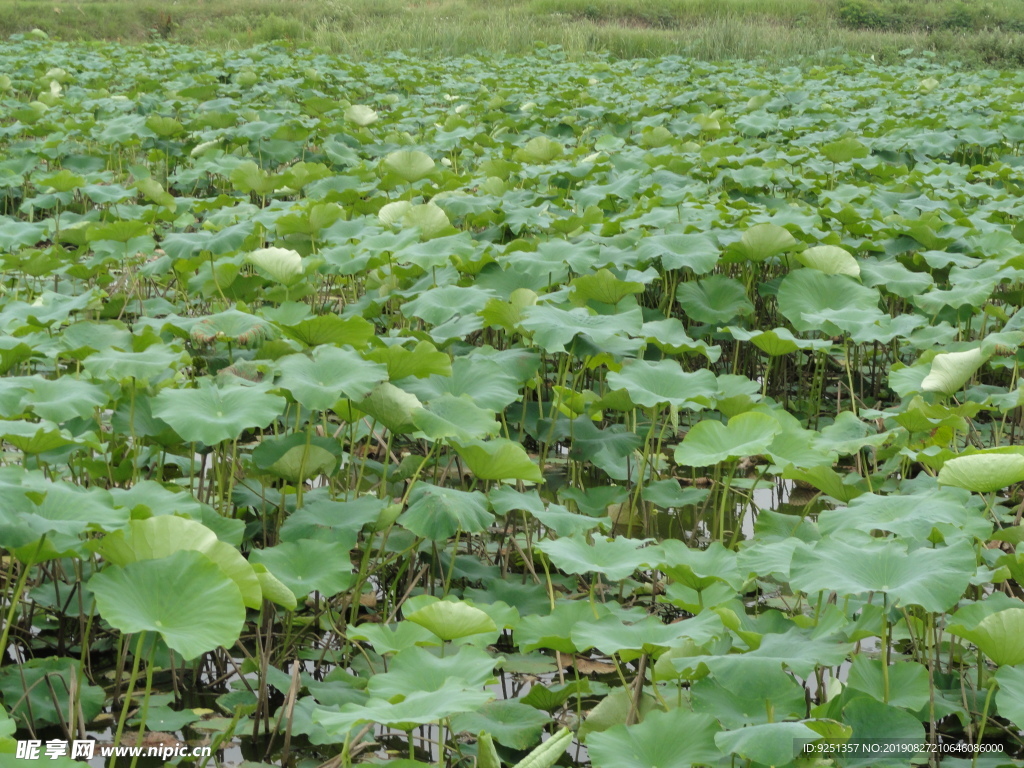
left=6, top=37, right=1024, bottom=768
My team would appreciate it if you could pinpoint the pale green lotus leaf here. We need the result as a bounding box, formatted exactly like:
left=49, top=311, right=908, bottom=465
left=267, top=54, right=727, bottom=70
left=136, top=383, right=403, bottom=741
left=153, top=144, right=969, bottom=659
left=948, top=609, right=1024, bottom=666
left=406, top=600, right=497, bottom=641
left=921, top=347, right=988, bottom=395
left=516, top=136, right=563, bottom=163
left=727, top=223, right=796, bottom=262
left=796, top=245, right=860, bottom=278
left=403, top=203, right=451, bottom=238
left=452, top=438, right=543, bottom=483
left=938, top=452, right=1024, bottom=493
left=382, top=149, right=435, bottom=182
left=245, top=247, right=304, bottom=286
left=344, top=104, right=378, bottom=126
left=378, top=200, right=412, bottom=227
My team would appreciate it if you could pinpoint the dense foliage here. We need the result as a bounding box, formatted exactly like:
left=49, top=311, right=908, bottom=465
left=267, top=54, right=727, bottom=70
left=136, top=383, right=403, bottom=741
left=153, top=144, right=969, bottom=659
left=2, top=37, right=1024, bottom=767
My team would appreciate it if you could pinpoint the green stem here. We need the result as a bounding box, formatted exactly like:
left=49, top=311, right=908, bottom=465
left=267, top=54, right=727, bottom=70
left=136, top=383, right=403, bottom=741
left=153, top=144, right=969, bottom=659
left=113, top=632, right=147, bottom=751
left=0, top=537, right=45, bottom=662
left=881, top=595, right=890, bottom=704
left=973, top=682, right=996, bottom=768
left=128, top=640, right=156, bottom=768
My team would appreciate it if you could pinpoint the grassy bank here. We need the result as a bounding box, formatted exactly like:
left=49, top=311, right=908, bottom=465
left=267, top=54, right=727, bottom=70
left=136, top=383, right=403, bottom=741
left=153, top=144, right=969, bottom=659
left=3, top=0, right=1024, bottom=65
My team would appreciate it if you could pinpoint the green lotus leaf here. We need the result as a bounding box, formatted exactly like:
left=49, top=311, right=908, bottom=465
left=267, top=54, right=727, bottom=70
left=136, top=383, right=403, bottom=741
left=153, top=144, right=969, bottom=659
left=519, top=305, right=644, bottom=354
left=86, top=219, right=150, bottom=243
left=676, top=275, right=754, bottom=324
left=535, top=536, right=652, bottom=581
left=251, top=432, right=341, bottom=482
left=356, top=382, right=421, bottom=433
left=401, top=285, right=492, bottom=327
left=401, top=484, right=493, bottom=540
left=412, top=394, right=500, bottom=442
left=249, top=540, right=355, bottom=601
left=245, top=247, right=304, bottom=286
left=571, top=612, right=721, bottom=658
left=451, top=700, right=550, bottom=750
left=846, top=657, right=931, bottom=710
left=822, top=135, right=869, bottom=163
left=89, top=550, right=246, bottom=660
left=516, top=600, right=601, bottom=654
left=276, top=346, right=387, bottom=411
left=0, top=419, right=81, bottom=455
left=277, top=314, right=376, bottom=348
left=406, top=600, right=497, bottom=641
left=938, top=452, right=1024, bottom=493
left=313, top=679, right=494, bottom=734
left=636, top=233, right=719, bottom=273
left=657, top=541, right=746, bottom=591
left=382, top=149, right=435, bottom=182
left=715, top=721, right=820, bottom=766
left=92, top=515, right=262, bottom=609
left=789, top=538, right=975, bottom=612
left=796, top=245, right=860, bottom=277
left=576, top=689, right=658, bottom=741
left=401, top=355, right=521, bottom=411
left=367, top=644, right=498, bottom=696
left=995, top=665, right=1024, bottom=730
left=403, top=202, right=451, bottom=239
left=152, top=381, right=285, bottom=445
left=839, top=698, right=925, bottom=768
left=0, top=658, right=104, bottom=733
left=23, top=377, right=108, bottom=422
left=818, top=486, right=990, bottom=542
left=279, top=496, right=383, bottom=546
left=250, top=563, right=298, bottom=611
left=587, top=708, right=722, bottom=768
left=135, top=177, right=175, bottom=207
left=83, top=345, right=188, bottom=383
left=366, top=340, right=451, bottom=379
left=569, top=269, right=644, bottom=306
left=688, top=672, right=807, bottom=727
left=230, top=161, right=278, bottom=196
left=725, top=327, right=832, bottom=356
left=40, top=169, right=85, bottom=193
left=672, top=631, right=851, bottom=690
left=776, top=270, right=880, bottom=334
left=190, top=309, right=274, bottom=346
left=674, top=412, right=782, bottom=467
left=606, top=359, right=717, bottom=410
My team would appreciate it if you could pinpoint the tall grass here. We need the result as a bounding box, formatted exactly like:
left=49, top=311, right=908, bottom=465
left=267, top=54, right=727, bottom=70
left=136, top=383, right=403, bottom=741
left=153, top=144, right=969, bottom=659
left=5, top=0, right=1024, bottom=65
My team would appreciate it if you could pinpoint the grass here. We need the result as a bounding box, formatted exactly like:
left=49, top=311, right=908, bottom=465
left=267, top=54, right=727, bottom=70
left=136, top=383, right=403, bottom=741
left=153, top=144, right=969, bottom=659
left=3, top=0, right=1024, bottom=66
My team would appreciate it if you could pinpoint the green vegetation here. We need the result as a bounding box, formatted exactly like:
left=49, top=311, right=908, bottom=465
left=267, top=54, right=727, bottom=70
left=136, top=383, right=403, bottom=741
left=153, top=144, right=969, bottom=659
left=6, top=31, right=1024, bottom=768
left=3, top=0, right=1024, bottom=65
